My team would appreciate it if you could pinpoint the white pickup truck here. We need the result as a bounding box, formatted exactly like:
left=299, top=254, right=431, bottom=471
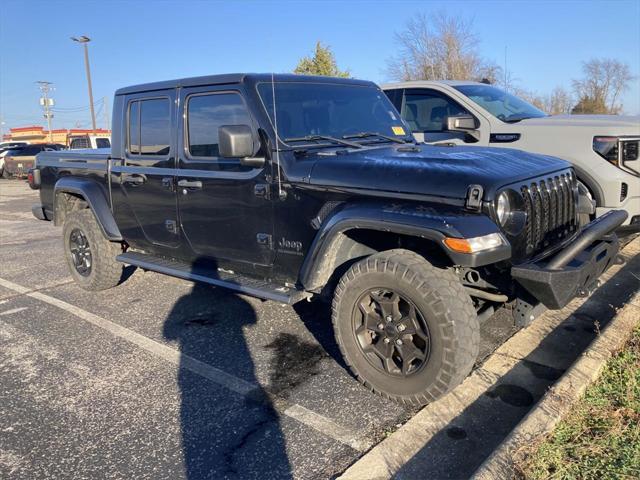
left=383, top=81, right=640, bottom=229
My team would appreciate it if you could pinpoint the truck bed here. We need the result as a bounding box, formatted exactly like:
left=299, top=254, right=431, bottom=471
left=36, top=149, right=112, bottom=218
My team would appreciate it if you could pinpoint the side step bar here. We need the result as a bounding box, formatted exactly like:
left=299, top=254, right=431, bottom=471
left=116, top=251, right=308, bottom=305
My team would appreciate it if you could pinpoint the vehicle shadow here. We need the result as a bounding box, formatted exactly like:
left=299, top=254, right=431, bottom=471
left=162, top=258, right=292, bottom=479
left=293, top=299, right=346, bottom=369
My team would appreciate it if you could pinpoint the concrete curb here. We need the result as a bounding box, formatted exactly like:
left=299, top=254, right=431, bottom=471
left=471, top=296, right=640, bottom=480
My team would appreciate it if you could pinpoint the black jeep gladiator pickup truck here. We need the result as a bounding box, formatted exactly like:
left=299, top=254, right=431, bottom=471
left=30, top=74, right=627, bottom=405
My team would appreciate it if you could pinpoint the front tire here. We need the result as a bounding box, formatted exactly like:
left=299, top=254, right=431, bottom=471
left=332, top=249, right=479, bottom=405
left=62, top=209, right=124, bottom=291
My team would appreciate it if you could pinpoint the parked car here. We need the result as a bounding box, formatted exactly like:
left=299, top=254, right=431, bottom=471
left=68, top=134, right=111, bottom=149
left=382, top=81, right=640, bottom=231
left=1, top=143, right=60, bottom=178
left=30, top=74, right=627, bottom=405
left=0, top=141, right=29, bottom=151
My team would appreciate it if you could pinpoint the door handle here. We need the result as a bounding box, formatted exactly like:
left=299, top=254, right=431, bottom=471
left=177, top=179, right=203, bottom=189
left=122, top=174, right=146, bottom=186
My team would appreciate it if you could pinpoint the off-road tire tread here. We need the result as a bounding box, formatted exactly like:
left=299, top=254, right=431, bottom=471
left=63, top=209, right=123, bottom=291
left=332, top=249, right=479, bottom=406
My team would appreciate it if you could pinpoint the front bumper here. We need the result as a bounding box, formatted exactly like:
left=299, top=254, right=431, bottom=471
left=511, top=210, right=628, bottom=309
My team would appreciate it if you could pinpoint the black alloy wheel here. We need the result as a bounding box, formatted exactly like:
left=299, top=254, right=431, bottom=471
left=352, top=288, right=431, bottom=377
left=68, top=228, right=92, bottom=276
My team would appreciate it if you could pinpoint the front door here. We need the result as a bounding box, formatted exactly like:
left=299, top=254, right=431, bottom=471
left=402, top=88, right=476, bottom=144
left=176, top=86, right=274, bottom=266
left=112, top=89, right=179, bottom=248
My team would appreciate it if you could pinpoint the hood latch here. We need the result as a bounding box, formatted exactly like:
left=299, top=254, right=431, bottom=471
left=465, top=184, right=484, bottom=211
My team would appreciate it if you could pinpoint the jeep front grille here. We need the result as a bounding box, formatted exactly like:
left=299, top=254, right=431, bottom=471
left=520, top=171, right=577, bottom=255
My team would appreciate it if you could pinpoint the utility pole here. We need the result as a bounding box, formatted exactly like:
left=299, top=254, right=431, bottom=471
left=71, top=36, right=97, bottom=133
left=37, top=81, right=54, bottom=141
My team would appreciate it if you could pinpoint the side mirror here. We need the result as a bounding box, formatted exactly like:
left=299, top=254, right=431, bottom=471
left=218, top=125, right=264, bottom=167
left=446, top=115, right=477, bottom=132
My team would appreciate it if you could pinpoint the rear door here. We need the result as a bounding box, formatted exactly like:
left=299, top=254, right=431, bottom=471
left=112, top=89, right=179, bottom=248
left=176, top=86, right=274, bottom=266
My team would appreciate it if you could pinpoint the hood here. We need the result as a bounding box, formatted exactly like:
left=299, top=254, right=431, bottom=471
left=518, top=114, right=640, bottom=129
left=308, top=144, right=570, bottom=200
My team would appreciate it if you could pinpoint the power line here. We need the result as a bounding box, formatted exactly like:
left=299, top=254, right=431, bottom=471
left=51, top=98, right=104, bottom=112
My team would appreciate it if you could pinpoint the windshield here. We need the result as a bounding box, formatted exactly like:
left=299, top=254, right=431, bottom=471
left=454, top=84, right=547, bottom=122
left=257, top=82, right=412, bottom=146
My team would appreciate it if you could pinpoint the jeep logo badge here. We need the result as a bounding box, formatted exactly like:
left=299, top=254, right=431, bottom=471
left=278, top=237, right=303, bottom=253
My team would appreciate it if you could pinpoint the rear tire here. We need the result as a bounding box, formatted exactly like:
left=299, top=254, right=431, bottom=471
left=62, top=209, right=124, bottom=291
left=332, top=249, right=479, bottom=405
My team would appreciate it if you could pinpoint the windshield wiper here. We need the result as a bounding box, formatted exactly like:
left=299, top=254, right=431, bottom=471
left=342, top=131, right=408, bottom=144
left=283, top=135, right=363, bottom=149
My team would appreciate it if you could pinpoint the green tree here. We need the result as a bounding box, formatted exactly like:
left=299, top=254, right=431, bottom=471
left=571, top=95, right=609, bottom=114
left=294, top=42, right=350, bottom=78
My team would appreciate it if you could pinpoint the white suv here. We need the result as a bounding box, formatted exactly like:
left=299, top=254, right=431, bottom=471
left=383, top=81, right=640, bottom=229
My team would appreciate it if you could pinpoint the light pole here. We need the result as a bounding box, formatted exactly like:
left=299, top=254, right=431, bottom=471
left=71, top=35, right=97, bottom=133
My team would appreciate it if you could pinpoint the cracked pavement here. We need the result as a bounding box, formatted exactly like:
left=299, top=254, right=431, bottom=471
left=0, top=180, right=541, bottom=479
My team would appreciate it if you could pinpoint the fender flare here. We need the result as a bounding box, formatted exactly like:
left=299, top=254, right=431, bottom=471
left=54, top=177, right=122, bottom=241
left=299, top=201, right=510, bottom=291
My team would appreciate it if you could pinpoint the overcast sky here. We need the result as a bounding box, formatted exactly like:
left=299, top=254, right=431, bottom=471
left=1, top=0, right=639, bottom=132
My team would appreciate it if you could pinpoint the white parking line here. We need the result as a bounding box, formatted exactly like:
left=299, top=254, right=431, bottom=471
left=0, top=307, right=28, bottom=316
left=0, top=277, right=369, bottom=452
left=285, top=404, right=372, bottom=451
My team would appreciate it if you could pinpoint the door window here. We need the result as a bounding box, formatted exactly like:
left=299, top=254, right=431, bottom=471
left=185, top=92, right=254, bottom=171
left=127, top=98, right=171, bottom=156
left=402, top=91, right=470, bottom=133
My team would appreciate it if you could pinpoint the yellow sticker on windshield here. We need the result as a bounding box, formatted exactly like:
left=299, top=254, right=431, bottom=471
left=392, top=126, right=406, bottom=135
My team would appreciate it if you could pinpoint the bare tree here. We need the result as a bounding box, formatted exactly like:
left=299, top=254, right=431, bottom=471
left=546, top=87, right=574, bottom=115
left=572, top=58, right=634, bottom=113
left=506, top=86, right=573, bottom=115
left=387, top=12, right=498, bottom=82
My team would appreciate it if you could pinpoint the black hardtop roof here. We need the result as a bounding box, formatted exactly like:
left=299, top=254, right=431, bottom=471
left=115, top=73, right=376, bottom=96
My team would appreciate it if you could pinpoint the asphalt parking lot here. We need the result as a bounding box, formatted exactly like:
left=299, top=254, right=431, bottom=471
left=1, top=179, right=638, bottom=479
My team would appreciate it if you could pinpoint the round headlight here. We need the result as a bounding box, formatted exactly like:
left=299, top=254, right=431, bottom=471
left=496, top=191, right=511, bottom=225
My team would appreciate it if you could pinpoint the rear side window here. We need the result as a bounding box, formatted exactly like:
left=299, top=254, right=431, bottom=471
left=187, top=93, right=252, bottom=158
left=128, top=102, right=140, bottom=154
left=128, top=98, right=170, bottom=156
left=402, top=91, right=469, bottom=133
